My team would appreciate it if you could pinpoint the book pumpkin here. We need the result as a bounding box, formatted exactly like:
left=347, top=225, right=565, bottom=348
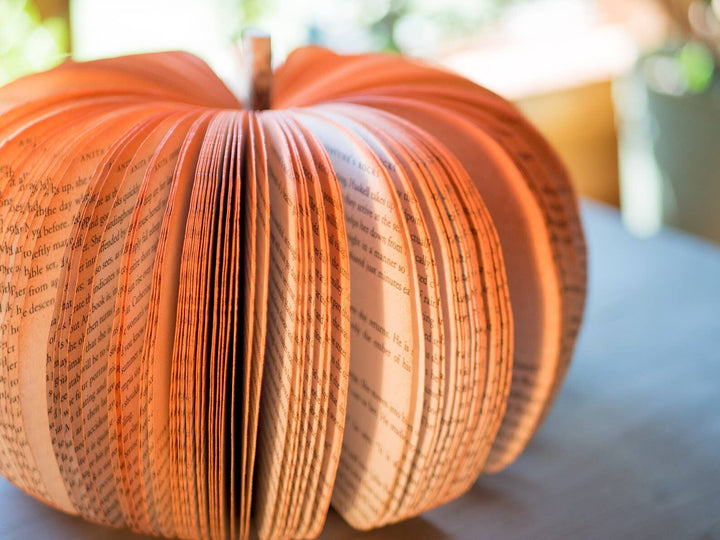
left=0, top=39, right=585, bottom=540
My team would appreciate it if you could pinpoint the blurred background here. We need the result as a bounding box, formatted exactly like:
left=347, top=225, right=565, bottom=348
left=1, top=0, right=719, bottom=243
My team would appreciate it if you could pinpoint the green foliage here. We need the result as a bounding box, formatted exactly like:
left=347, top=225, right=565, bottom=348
left=676, top=41, right=715, bottom=94
left=222, top=0, right=515, bottom=54
left=0, top=0, right=68, bottom=85
left=223, top=0, right=270, bottom=41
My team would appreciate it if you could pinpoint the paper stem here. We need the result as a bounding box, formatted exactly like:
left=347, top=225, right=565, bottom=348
left=241, top=29, right=272, bottom=110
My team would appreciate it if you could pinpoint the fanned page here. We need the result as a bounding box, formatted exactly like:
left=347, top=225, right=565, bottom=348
left=0, top=45, right=585, bottom=539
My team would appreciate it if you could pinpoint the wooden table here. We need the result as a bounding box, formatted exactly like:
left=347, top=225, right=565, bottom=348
left=1, top=203, right=719, bottom=539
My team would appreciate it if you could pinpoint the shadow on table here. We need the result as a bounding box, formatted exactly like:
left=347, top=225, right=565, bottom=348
left=319, top=508, right=450, bottom=539
left=0, top=480, right=154, bottom=539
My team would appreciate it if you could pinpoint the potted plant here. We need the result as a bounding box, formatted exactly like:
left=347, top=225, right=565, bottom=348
left=617, top=0, right=720, bottom=243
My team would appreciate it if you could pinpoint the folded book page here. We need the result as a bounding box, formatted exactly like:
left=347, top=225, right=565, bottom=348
left=0, top=44, right=586, bottom=540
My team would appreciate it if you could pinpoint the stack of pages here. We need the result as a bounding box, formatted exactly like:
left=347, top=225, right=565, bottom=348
left=0, top=46, right=586, bottom=539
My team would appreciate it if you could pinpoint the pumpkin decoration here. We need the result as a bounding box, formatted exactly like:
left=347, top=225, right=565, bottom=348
left=0, top=34, right=585, bottom=540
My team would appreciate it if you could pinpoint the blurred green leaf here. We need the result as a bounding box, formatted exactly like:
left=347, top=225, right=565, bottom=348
left=0, top=0, right=67, bottom=85
left=677, top=41, right=715, bottom=94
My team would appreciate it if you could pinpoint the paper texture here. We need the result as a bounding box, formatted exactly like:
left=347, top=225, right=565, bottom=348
left=0, top=47, right=586, bottom=539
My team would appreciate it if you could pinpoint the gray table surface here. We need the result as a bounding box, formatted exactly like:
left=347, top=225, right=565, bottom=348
left=1, top=203, right=718, bottom=539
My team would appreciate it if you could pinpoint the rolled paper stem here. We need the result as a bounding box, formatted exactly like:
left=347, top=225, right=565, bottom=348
left=241, top=29, right=272, bottom=110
